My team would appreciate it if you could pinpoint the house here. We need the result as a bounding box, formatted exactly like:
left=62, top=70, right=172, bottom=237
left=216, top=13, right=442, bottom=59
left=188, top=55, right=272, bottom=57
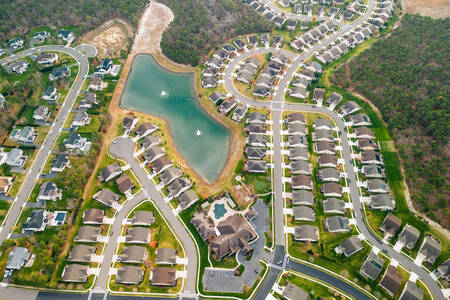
left=247, top=112, right=266, bottom=124
left=75, top=226, right=101, bottom=243
left=126, top=227, right=151, bottom=244
left=380, top=266, right=403, bottom=296
left=291, top=175, right=313, bottom=190
left=350, top=113, right=371, bottom=126
left=361, top=151, right=383, bottom=165
left=418, top=236, right=441, bottom=264
left=150, top=156, right=172, bottom=174
left=116, top=174, right=134, bottom=194
left=5, top=148, right=27, bottom=167
left=292, top=77, right=310, bottom=88
left=314, top=141, right=335, bottom=154
left=130, top=210, right=155, bottom=226
left=313, top=88, right=326, bottom=103
left=367, top=179, right=389, bottom=194
left=23, top=210, right=48, bottom=232
left=318, top=168, right=340, bottom=182
left=335, top=236, right=363, bottom=257
left=289, top=147, right=308, bottom=161
left=143, top=146, right=165, bottom=163
left=120, top=246, right=147, bottom=264
left=290, top=86, right=308, bottom=99
left=57, top=29, right=74, bottom=42
left=63, top=132, right=89, bottom=151
left=10, top=126, right=37, bottom=144
left=191, top=211, right=216, bottom=241
left=260, top=33, right=270, bottom=46
left=253, top=85, right=271, bottom=97
left=234, top=39, right=246, bottom=50
left=218, top=99, right=237, bottom=114
left=245, top=124, right=266, bottom=135
left=246, top=160, right=267, bottom=173
left=135, top=122, right=157, bottom=138
left=237, top=69, right=253, bottom=84
left=202, top=66, right=219, bottom=77
left=61, top=264, right=88, bottom=283
left=209, top=91, right=226, bottom=105
left=93, top=188, right=120, bottom=208
left=206, top=58, right=222, bottom=69
left=323, top=198, right=346, bottom=214
left=41, top=86, right=59, bottom=102
left=94, top=59, right=114, bottom=76
left=155, top=248, right=177, bottom=265
left=326, top=92, right=343, bottom=107
left=329, top=6, right=340, bottom=17
left=318, top=154, right=338, bottom=168
left=168, top=177, right=192, bottom=198
left=290, top=39, right=305, bottom=51
left=247, top=35, right=258, bottom=47
left=355, top=127, right=375, bottom=139
left=71, top=111, right=91, bottom=127
left=83, top=209, right=104, bottom=225
left=358, top=139, right=379, bottom=151
left=398, top=224, right=420, bottom=250
left=123, top=115, right=138, bottom=131
left=89, top=75, right=106, bottom=91
left=291, top=160, right=310, bottom=175
left=246, top=147, right=266, bottom=160
left=0, top=177, right=13, bottom=194
left=115, top=265, right=144, bottom=285
left=37, top=182, right=62, bottom=201
left=298, top=69, right=316, bottom=81
left=314, top=118, right=333, bottom=130
left=282, top=282, right=308, bottom=300
left=379, top=213, right=401, bottom=239
left=370, top=194, right=395, bottom=210
left=273, top=16, right=286, bottom=27
left=0, top=93, right=5, bottom=109
left=49, top=66, right=70, bottom=81
left=288, top=135, right=307, bottom=148
left=99, top=163, right=123, bottom=182
left=67, top=245, right=95, bottom=263
left=288, top=123, right=306, bottom=136
left=232, top=105, right=248, bottom=122
left=293, top=206, right=315, bottom=221
left=177, top=189, right=199, bottom=210
left=360, top=252, right=385, bottom=280
left=33, top=105, right=50, bottom=122
left=273, top=35, right=283, bottom=47
left=399, top=282, right=424, bottom=300
left=293, top=225, right=318, bottom=243
left=326, top=216, right=351, bottom=233
left=6, top=247, right=30, bottom=270
left=340, top=101, right=361, bottom=116
left=313, top=129, right=334, bottom=142
left=10, top=60, right=29, bottom=74
left=209, top=214, right=257, bottom=259
left=222, top=43, right=236, bottom=53
left=342, top=10, right=353, bottom=20
left=8, top=37, right=24, bottom=50
left=150, top=267, right=177, bottom=286
left=436, top=259, right=450, bottom=282
left=140, top=135, right=161, bottom=150
left=37, top=53, right=59, bottom=65
left=362, top=164, right=385, bottom=179
left=291, top=190, right=314, bottom=206
left=247, top=133, right=266, bottom=147
left=32, top=31, right=50, bottom=43
left=160, top=167, right=182, bottom=186
left=321, top=182, right=342, bottom=197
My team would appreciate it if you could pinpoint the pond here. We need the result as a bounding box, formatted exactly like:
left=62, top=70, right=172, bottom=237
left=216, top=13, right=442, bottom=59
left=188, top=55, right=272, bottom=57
left=120, top=54, right=230, bottom=183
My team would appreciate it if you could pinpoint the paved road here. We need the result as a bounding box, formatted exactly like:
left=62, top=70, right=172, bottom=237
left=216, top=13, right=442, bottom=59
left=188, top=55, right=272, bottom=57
left=0, top=45, right=90, bottom=244
left=108, top=137, right=198, bottom=295
left=92, top=192, right=146, bottom=292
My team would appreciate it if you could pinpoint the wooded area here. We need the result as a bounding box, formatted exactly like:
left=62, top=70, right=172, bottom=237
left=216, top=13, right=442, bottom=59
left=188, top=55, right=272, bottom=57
left=0, top=0, right=148, bottom=39
left=332, top=14, right=449, bottom=228
left=158, top=0, right=273, bottom=66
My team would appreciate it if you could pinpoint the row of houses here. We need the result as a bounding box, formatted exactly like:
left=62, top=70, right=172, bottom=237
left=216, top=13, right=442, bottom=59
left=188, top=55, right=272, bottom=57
left=209, top=91, right=248, bottom=123
left=290, top=21, right=338, bottom=52
left=253, top=52, right=290, bottom=98
left=288, top=61, right=323, bottom=99
left=244, top=112, right=268, bottom=174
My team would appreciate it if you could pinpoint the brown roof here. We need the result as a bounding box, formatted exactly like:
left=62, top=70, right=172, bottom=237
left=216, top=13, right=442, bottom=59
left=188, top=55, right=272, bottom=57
left=286, top=113, right=306, bottom=124
left=116, top=174, right=134, bottom=194
left=380, top=213, right=402, bottom=236
left=355, top=127, right=375, bottom=138
left=150, top=156, right=172, bottom=173
left=135, top=122, right=156, bottom=136
left=0, top=176, right=13, bottom=192
left=291, top=175, right=312, bottom=189
left=315, top=141, right=335, bottom=153
left=318, top=154, right=337, bottom=166
left=151, top=267, right=177, bottom=286
left=83, top=209, right=104, bottom=224
left=380, top=265, right=403, bottom=296
left=322, top=182, right=342, bottom=195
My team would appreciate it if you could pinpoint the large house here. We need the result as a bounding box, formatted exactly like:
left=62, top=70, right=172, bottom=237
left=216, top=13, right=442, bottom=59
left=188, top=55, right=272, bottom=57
left=49, top=66, right=71, bottom=81
left=37, top=182, right=62, bottom=201
left=10, top=126, right=37, bottom=144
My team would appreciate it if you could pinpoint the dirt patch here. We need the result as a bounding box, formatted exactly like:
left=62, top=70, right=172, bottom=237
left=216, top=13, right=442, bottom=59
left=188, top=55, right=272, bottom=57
left=81, top=19, right=133, bottom=58
left=402, top=0, right=450, bottom=18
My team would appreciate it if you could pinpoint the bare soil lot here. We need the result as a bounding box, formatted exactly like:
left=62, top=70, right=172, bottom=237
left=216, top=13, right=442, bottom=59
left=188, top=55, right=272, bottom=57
left=402, top=0, right=450, bottom=18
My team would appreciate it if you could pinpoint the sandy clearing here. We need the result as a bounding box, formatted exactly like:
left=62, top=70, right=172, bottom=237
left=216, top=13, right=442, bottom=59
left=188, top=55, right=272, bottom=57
left=402, top=0, right=450, bottom=18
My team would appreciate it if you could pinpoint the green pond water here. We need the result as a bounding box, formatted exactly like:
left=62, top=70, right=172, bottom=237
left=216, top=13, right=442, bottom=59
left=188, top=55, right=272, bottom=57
left=120, top=54, right=230, bottom=183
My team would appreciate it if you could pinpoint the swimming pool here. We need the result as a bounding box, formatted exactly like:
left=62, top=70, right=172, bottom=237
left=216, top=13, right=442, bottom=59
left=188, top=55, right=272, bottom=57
left=213, top=203, right=227, bottom=219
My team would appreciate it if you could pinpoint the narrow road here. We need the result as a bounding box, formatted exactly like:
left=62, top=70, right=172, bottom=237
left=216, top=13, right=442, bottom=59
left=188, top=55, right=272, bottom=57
left=0, top=45, right=90, bottom=244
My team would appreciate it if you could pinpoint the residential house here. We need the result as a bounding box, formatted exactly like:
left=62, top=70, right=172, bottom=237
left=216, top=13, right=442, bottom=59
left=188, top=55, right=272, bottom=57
left=318, top=154, right=338, bottom=168
left=75, top=226, right=101, bottom=243
left=94, top=59, right=114, bottom=76
left=143, top=146, right=165, bottom=163
left=120, top=246, right=147, bottom=264
left=22, top=210, right=48, bottom=232
left=6, top=247, right=30, bottom=270
left=398, top=224, right=420, bottom=250
left=326, top=216, right=351, bottom=233
left=321, top=182, right=342, bottom=197
left=33, top=105, right=50, bottom=122
left=231, top=104, right=248, bottom=122
left=10, top=60, right=29, bottom=74
left=67, top=245, right=95, bottom=263
left=288, top=123, right=306, bottom=136
left=150, top=156, right=172, bottom=174
left=362, top=164, right=385, bottom=178
left=246, top=160, right=267, bottom=173
left=350, top=113, right=371, bottom=126
left=289, top=147, right=308, bottom=161
left=291, top=175, right=313, bottom=190
left=37, top=182, right=62, bottom=201
left=89, top=75, right=106, bottom=91
left=335, top=236, right=363, bottom=257
left=135, top=122, right=157, bottom=138
left=247, top=133, right=266, bottom=147
left=71, top=110, right=91, bottom=127
left=209, top=91, right=226, bottom=105
left=41, top=86, right=59, bottom=102
left=314, top=118, right=333, bottom=130
left=160, top=167, right=182, bottom=186
left=57, top=30, right=74, bottom=42
left=313, top=129, right=334, bottom=142
left=379, top=213, right=401, bottom=239
left=11, top=126, right=38, bottom=144
left=115, top=265, right=144, bottom=285
left=123, top=115, right=138, bottom=132
left=140, top=135, right=161, bottom=150
left=0, top=177, right=13, bottom=194
left=326, top=92, right=343, bottom=107
left=245, top=124, right=267, bottom=135
left=399, top=282, right=424, bottom=300
left=291, top=190, right=314, bottom=206
left=360, top=252, right=385, bottom=280
left=63, top=132, right=89, bottom=152
left=318, top=167, right=340, bottom=182
left=0, top=93, right=5, bottom=109
left=130, top=210, right=155, bottom=226
left=116, top=173, right=134, bottom=194
left=218, top=99, right=237, bottom=114
left=8, top=37, right=24, bottom=50
left=323, top=198, right=346, bottom=214
left=294, top=225, right=319, bottom=242
left=82, top=209, right=104, bottom=225
left=36, top=53, right=58, bottom=65
left=291, top=160, right=311, bottom=175
left=126, top=227, right=151, bottom=244
left=380, top=266, right=403, bottom=296
left=5, top=148, right=27, bottom=167
left=247, top=112, right=266, bottom=124
left=32, top=31, right=50, bottom=43
left=312, top=88, right=325, bottom=104
left=177, top=189, right=199, bottom=210
left=98, top=163, right=122, bottom=182
left=49, top=66, right=70, bottom=81
left=155, top=248, right=177, bottom=265
left=357, top=139, right=379, bottom=151
left=93, top=188, right=120, bottom=208
left=246, top=147, right=267, bottom=160
left=436, top=259, right=450, bottom=282
left=288, top=135, right=307, bottom=148
left=168, top=177, right=192, bottom=198
left=314, top=141, right=335, bottom=154
left=340, top=101, right=361, bottom=116
left=361, top=151, right=383, bottom=165
left=355, top=127, right=375, bottom=139
left=293, top=206, right=315, bottom=221
left=61, top=264, right=88, bottom=283
left=290, top=86, right=308, bottom=99
left=367, top=179, right=389, bottom=194
left=370, top=194, right=395, bottom=211
left=150, top=267, right=177, bottom=286
left=418, top=236, right=441, bottom=264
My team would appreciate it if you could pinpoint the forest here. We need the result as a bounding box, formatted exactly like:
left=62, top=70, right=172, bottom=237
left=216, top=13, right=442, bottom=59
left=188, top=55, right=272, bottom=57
left=0, top=0, right=148, bottom=38
left=158, top=0, right=273, bottom=66
left=331, top=14, right=449, bottom=227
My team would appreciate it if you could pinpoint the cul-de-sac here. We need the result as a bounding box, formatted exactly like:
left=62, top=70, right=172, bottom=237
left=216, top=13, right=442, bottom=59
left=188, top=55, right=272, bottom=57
left=0, top=0, right=447, bottom=299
